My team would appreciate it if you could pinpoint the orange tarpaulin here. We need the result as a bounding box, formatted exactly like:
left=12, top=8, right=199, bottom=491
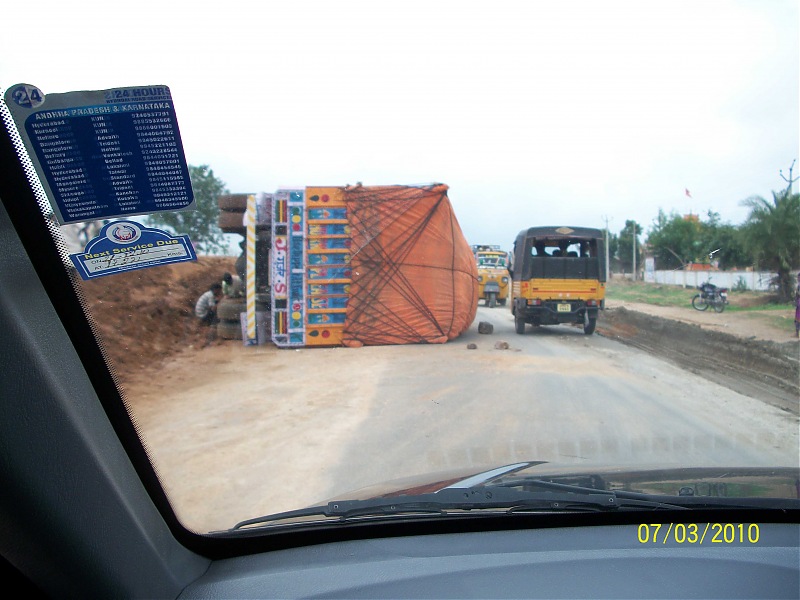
left=342, top=184, right=478, bottom=347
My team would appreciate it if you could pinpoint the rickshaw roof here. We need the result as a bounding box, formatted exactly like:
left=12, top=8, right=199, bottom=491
left=515, top=226, right=605, bottom=243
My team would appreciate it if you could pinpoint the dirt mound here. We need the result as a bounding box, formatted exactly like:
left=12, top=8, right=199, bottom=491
left=79, top=257, right=236, bottom=381
left=598, top=307, right=799, bottom=416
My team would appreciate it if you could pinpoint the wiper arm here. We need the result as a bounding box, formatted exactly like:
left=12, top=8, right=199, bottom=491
left=231, top=486, right=646, bottom=531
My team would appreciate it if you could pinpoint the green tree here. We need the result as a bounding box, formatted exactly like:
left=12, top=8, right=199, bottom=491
left=618, top=220, right=643, bottom=275
left=647, top=209, right=750, bottom=270
left=699, top=212, right=750, bottom=270
left=739, top=188, right=800, bottom=302
left=147, top=165, right=229, bottom=254
left=646, top=210, right=702, bottom=269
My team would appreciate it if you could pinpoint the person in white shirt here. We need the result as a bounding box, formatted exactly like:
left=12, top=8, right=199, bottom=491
left=195, top=283, right=223, bottom=325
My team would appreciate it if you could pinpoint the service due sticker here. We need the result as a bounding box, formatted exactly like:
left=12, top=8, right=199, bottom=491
left=70, top=220, right=196, bottom=280
left=3, top=83, right=194, bottom=224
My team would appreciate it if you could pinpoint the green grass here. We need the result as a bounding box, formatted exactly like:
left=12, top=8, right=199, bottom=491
left=605, top=280, right=795, bottom=325
left=743, top=312, right=797, bottom=334
left=605, top=280, right=798, bottom=335
left=605, top=281, right=694, bottom=307
left=725, top=301, right=793, bottom=313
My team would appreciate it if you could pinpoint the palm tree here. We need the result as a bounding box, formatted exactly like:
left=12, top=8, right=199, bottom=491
left=740, top=189, right=800, bottom=302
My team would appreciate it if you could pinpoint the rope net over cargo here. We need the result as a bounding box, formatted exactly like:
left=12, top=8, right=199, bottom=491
left=341, top=184, right=478, bottom=347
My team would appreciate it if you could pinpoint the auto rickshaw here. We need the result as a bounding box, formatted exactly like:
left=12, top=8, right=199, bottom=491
left=476, top=249, right=510, bottom=308
left=509, top=226, right=606, bottom=335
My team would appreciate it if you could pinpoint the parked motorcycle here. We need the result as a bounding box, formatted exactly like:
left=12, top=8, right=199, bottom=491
left=691, top=282, right=729, bottom=313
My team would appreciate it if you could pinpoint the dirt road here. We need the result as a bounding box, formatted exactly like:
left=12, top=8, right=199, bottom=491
left=599, top=303, right=798, bottom=414
left=125, top=305, right=799, bottom=534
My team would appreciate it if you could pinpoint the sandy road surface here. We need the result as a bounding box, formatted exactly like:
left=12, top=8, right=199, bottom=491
left=125, top=306, right=799, bottom=533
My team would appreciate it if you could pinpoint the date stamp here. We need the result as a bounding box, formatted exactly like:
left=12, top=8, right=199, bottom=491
left=637, top=523, right=760, bottom=545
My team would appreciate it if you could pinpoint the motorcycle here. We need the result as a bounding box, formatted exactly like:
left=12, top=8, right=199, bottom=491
left=691, top=282, right=729, bottom=313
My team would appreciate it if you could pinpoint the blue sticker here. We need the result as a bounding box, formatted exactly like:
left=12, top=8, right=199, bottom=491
left=4, top=84, right=194, bottom=224
left=70, top=220, right=196, bottom=280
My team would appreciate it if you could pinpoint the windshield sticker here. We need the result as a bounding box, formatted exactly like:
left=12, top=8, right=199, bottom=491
left=69, top=220, right=196, bottom=280
left=4, top=84, right=194, bottom=224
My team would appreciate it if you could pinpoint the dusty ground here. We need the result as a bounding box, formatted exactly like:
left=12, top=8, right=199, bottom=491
left=78, top=265, right=798, bottom=411
left=80, top=256, right=237, bottom=377
left=598, top=298, right=799, bottom=415
left=75, top=267, right=798, bottom=532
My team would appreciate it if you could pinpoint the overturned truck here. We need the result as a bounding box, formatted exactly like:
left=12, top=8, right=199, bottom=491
left=270, top=184, right=478, bottom=347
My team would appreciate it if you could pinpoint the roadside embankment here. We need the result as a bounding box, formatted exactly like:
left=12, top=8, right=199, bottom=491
left=598, top=307, right=799, bottom=416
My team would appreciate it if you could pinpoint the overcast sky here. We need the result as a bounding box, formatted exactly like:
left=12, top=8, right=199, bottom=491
left=1, top=0, right=798, bottom=249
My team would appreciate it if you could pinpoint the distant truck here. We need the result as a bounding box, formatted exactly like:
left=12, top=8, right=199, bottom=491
left=473, top=247, right=510, bottom=308
left=509, top=226, right=606, bottom=335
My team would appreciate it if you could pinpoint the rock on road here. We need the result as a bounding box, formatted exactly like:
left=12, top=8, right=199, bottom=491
left=127, top=306, right=799, bottom=533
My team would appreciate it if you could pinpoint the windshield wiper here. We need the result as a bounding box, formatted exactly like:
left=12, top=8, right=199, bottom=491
left=228, top=485, right=681, bottom=531
left=487, top=477, right=800, bottom=511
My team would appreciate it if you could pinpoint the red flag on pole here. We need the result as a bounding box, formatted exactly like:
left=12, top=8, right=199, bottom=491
left=685, top=188, right=692, bottom=198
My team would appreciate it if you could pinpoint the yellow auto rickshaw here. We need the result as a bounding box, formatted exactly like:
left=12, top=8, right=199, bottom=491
left=476, top=249, right=510, bottom=308
left=509, top=226, right=606, bottom=335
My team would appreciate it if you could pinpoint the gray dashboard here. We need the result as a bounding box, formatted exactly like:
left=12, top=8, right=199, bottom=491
left=183, top=524, right=800, bottom=598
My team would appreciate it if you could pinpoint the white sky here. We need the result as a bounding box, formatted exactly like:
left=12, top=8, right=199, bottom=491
left=1, top=0, right=798, bottom=249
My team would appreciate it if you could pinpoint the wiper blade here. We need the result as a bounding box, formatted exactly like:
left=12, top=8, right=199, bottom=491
left=229, top=486, right=676, bottom=531
left=489, top=477, right=800, bottom=511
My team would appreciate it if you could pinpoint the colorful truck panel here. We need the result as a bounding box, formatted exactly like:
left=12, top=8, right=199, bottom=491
left=271, top=184, right=478, bottom=348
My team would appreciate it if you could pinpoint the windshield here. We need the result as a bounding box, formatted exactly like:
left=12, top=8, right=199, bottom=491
left=478, top=254, right=507, bottom=268
left=1, top=0, right=798, bottom=536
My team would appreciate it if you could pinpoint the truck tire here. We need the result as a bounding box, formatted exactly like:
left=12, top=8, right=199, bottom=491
left=217, top=194, right=251, bottom=211
left=219, top=211, right=246, bottom=229
left=583, top=317, right=597, bottom=335
left=217, top=300, right=244, bottom=321
left=217, top=299, right=269, bottom=320
left=219, top=209, right=271, bottom=233
left=514, top=315, right=526, bottom=334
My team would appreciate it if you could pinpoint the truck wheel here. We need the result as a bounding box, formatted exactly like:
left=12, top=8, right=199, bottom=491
left=515, top=315, right=526, bottom=334
left=583, top=317, right=597, bottom=335
left=217, top=300, right=244, bottom=321
left=217, top=299, right=269, bottom=320
left=218, top=210, right=271, bottom=232
left=219, top=211, right=246, bottom=229
left=217, top=194, right=251, bottom=211
left=488, top=292, right=497, bottom=308
left=498, top=297, right=506, bottom=306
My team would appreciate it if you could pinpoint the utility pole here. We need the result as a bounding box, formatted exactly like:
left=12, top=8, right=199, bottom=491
left=602, top=215, right=611, bottom=279
left=780, top=159, right=798, bottom=194
left=631, top=222, right=636, bottom=281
